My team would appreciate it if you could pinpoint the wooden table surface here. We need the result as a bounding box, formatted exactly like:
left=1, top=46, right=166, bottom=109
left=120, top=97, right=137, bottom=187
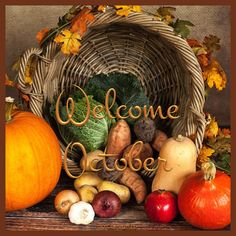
left=5, top=171, right=230, bottom=231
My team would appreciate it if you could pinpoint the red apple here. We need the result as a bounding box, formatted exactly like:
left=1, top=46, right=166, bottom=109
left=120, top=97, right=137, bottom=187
left=144, top=190, right=178, bottom=223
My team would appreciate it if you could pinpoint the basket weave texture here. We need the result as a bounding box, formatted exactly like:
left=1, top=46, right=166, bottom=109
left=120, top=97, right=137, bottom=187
left=17, top=10, right=206, bottom=175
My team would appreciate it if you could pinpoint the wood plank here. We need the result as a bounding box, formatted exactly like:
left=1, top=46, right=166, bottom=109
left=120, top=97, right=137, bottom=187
left=5, top=171, right=231, bottom=231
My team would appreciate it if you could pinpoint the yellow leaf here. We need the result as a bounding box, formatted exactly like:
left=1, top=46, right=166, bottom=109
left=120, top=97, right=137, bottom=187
left=24, top=56, right=38, bottom=85
left=198, top=146, right=215, bottom=164
left=115, top=5, right=142, bottom=17
left=204, top=115, right=219, bottom=139
left=203, top=58, right=227, bottom=91
left=54, top=29, right=81, bottom=55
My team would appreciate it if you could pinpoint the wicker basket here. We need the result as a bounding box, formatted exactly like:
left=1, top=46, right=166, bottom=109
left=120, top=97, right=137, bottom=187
left=17, top=8, right=206, bottom=175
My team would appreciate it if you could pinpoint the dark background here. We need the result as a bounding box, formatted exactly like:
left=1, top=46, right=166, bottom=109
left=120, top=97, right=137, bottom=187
left=5, top=5, right=231, bottom=126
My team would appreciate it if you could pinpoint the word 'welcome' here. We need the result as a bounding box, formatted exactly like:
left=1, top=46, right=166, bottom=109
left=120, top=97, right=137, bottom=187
left=55, top=85, right=180, bottom=126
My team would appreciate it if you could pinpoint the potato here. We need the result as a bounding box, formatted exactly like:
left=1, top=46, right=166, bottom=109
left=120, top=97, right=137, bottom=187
left=77, top=185, right=98, bottom=203
left=97, top=181, right=130, bottom=204
left=74, top=172, right=102, bottom=190
left=80, top=150, right=104, bottom=171
left=106, top=120, right=131, bottom=158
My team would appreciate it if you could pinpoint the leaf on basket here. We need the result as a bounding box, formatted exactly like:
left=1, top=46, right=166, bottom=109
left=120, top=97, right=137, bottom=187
left=212, top=152, right=230, bottom=175
left=202, top=58, right=227, bottom=91
left=5, top=74, right=15, bottom=87
left=204, top=115, right=219, bottom=139
left=24, top=56, right=38, bottom=85
left=36, top=28, right=49, bottom=44
left=171, top=19, right=194, bottom=38
left=114, top=5, right=142, bottom=17
left=155, top=6, right=176, bottom=24
left=197, top=145, right=215, bottom=165
left=58, top=5, right=81, bottom=26
left=97, top=5, right=107, bottom=12
left=203, top=35, right=221, bottom=53
left=54, top=29, right=81, bottom=55
left=71, top=7, right=95, bottom=36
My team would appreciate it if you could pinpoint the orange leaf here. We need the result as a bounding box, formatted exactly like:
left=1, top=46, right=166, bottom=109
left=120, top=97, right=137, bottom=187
left=197, top=54, right=209, bottom=69
left=36, top=28, right=49, bottom=44
left=5, top=74, right=16, bottom=87
left=98, top=5, right=107, bottom=12
left=71, top=7, right=95, bottom=36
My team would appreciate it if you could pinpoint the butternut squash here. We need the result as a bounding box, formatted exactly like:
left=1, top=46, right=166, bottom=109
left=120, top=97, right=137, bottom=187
left=152, top=135, right=197, bottom=194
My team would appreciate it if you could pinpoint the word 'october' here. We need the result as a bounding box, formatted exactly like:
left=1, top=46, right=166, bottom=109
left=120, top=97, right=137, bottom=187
left=55, top=85, right=180, bottom=126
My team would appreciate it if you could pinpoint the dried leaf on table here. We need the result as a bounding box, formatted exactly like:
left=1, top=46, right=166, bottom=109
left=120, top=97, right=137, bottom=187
left=54, top=29, right=81, bottom=55
left=203, top=58, right=227, bottom=91
left=71, top=7, right=95, bottom=36
left=203, top=35, right=221, bottom=53
left=114, top=5, right=142, bottom=17
left=171, top=19, right=194, bottom=38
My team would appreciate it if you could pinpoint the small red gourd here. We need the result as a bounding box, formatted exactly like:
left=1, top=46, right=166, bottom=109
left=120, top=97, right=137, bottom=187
left=5, top=97, right=62, bottom=211
left=178, top=161, right=230, bottom=229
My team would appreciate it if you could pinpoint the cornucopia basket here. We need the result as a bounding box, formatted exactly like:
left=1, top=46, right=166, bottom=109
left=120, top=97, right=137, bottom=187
left=16, top=6, right=206, bottom=175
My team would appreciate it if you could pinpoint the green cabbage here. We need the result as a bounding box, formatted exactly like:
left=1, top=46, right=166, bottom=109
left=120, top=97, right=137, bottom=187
left=55, top=95, right=115, bottom=152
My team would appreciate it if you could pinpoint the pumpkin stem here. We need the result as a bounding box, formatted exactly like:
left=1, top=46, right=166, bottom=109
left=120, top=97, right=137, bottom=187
left=5, top=97, right=14, bottom=122
left=201, top=161, right=216, bottom=181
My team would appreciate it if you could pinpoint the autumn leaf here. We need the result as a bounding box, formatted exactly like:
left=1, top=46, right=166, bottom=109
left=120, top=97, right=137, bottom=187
left=5, top=74, right=15, bottom=87
left=187, top=39, right=209, bottom=69
left=187, top=39, right=202, bottom=48
left=71, top=7, right=95, bottom=36
left=203, top=35, right=221, bottom=53
left=204, top=115, right=219, bottom=139
left=218, top=128, right=231, bottom=138
left=203, top=58, right=227, bottom=90
left=197, top=54, right=209, bottom=69
left=171, top=19, right=194, bottom=38
left=36, top=28, right=49, bottom=44
left=98, top=5, right=107, bottom=12
left=54, top=29, right=81, bottom=55
left=155, top=6, right=176, bottom=24
left=24, top=56, right=38, bottom=85
left=198, top=145, right=215, bottom=165
left=114, top=5, right=142, bottom=17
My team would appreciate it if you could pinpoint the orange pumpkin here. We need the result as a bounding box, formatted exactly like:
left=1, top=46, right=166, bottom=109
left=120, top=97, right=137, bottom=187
left=5, top=100, right=62, bottom=211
